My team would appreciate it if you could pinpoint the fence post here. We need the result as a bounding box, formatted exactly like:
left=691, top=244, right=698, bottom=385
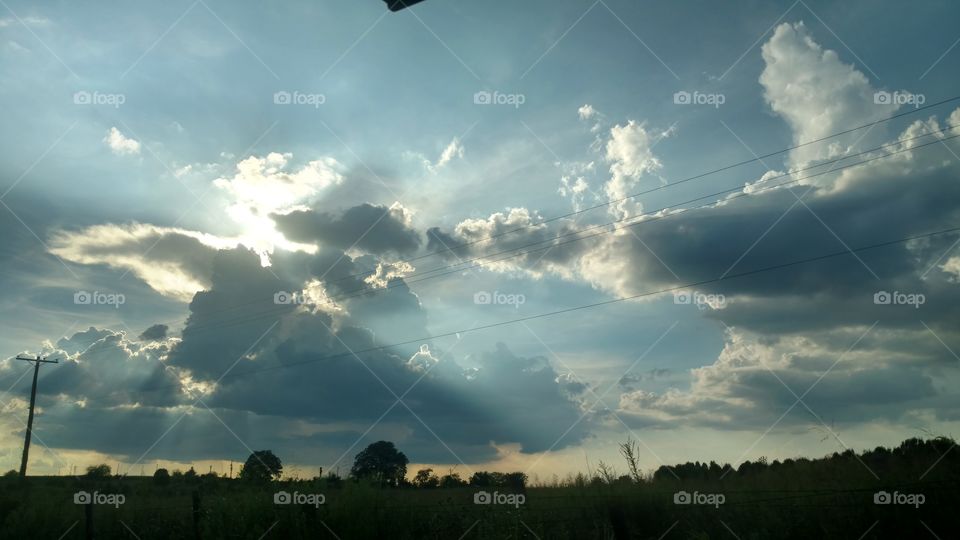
left=84, top=501, right=93, bottom=540
left=192, top=490, right=201, bottom=540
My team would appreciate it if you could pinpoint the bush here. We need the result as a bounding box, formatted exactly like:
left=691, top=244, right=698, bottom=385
left=86, top=464, right=111, bottom=479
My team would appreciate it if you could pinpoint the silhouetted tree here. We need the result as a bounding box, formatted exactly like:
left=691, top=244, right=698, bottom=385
left=240, top=450, right=283, bottom=482
left=350, top=441, right=408, bottom=487
left=153, top=468, right=171, bottom=485
left=413, top=468, right=439, bottom=488
left=469, top=471, right=495, bottom=487
left=439, top=472, right=466, bottom=488
left=503, top=472, right=528, bottom=490
left=86, top=464, right=111, bottom=478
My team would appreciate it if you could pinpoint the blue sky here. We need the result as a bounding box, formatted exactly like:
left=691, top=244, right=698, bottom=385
left=1, top=0, right=960, bottom=479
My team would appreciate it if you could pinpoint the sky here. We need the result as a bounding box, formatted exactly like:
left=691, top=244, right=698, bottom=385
left=1, top=0, right=959, bottom=481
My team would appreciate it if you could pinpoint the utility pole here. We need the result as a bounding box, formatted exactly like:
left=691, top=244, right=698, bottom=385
left=16, top=353, right=59, bottom=477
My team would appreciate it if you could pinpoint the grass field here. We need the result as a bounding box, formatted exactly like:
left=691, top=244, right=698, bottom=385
left=1, top=438, right=956, bottom=539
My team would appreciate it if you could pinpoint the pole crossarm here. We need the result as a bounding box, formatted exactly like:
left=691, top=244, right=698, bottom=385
left=16, top=354, right=59, bottom=364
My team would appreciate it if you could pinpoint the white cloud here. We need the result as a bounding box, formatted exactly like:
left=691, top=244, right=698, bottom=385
left=941, top=256, right=960, bottom=281
left=407, top=137, right=465, bottom=173
left=559, top=175, right=589, bottom=211
left=103, top=127, right=141, bottom=156
left=49, top=223, right=237, bottom=301
left=214, top=152, right=342, bottom=215
left=214, top=152, right=343, bottom=257
left=0, top=16, right=49, bottom=27
left=759, top=22, right=896, bottom=169
left=435, top=137, right=464, bottom=169
left=6, top=40, right=28, bottom=53
left=603, top=121, right=668, bottom=219
left=578, top=104, right=597, bottom=121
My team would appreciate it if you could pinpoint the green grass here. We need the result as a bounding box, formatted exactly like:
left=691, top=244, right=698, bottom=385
left=1, top=438, right=957, bottom=539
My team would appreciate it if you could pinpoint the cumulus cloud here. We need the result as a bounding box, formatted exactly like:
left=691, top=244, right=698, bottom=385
left=139, top=324, right=169, bottom=341
left=272, top=202, right=421, bottom=256
left=604, top=121, right=669, bottom=219
left=103, top=127, right=141, bottom=155
left=419, top=26, right=960, bottom=435
left=8, top=245, right=590, bottom=463
left=618, top=327, right=953, bottom=430
left=49, top=223, right=238, bottom=301
left=578, top=104, right=598, bottom=121
left=759, top=21, right=897, bottom=168
left=426, top=207, right=594, bottom=281
left=213, top=152, right=344, bottom=256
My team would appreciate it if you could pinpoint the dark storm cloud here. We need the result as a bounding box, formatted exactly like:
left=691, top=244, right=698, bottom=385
left=139, top=324, right=169, bottom=341
left=273, top=203, right=421, bottom=256
left=14, top=243, right=589, bottom=463
left=0, top=328, right=186, bottom=410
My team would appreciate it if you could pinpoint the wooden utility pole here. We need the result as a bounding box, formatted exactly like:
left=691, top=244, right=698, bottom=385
left=16, top=353, right=59, bottom=477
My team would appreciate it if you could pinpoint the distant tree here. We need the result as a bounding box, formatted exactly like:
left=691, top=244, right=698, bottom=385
left=469, top=471, right=495, bottom=487
left=184, top=467, right=198, bottom=480
left=439, top=472, right=467, bottom=488
left=2, top=470, right=17, bottom=478
left=503, top=472, right=528, bottom=490
left=86, top=464, right=111, bottom=478
left=413, top=468, right=439, bottom=488
left=240, top=450, right=283, bottom=482
left=153, top=468, right=171, bottom=485
left=652, top=465, right=675, bottom=482
left=350, top=441, right=408, bottom=487
left=171, top=470, right=184, bottom=479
